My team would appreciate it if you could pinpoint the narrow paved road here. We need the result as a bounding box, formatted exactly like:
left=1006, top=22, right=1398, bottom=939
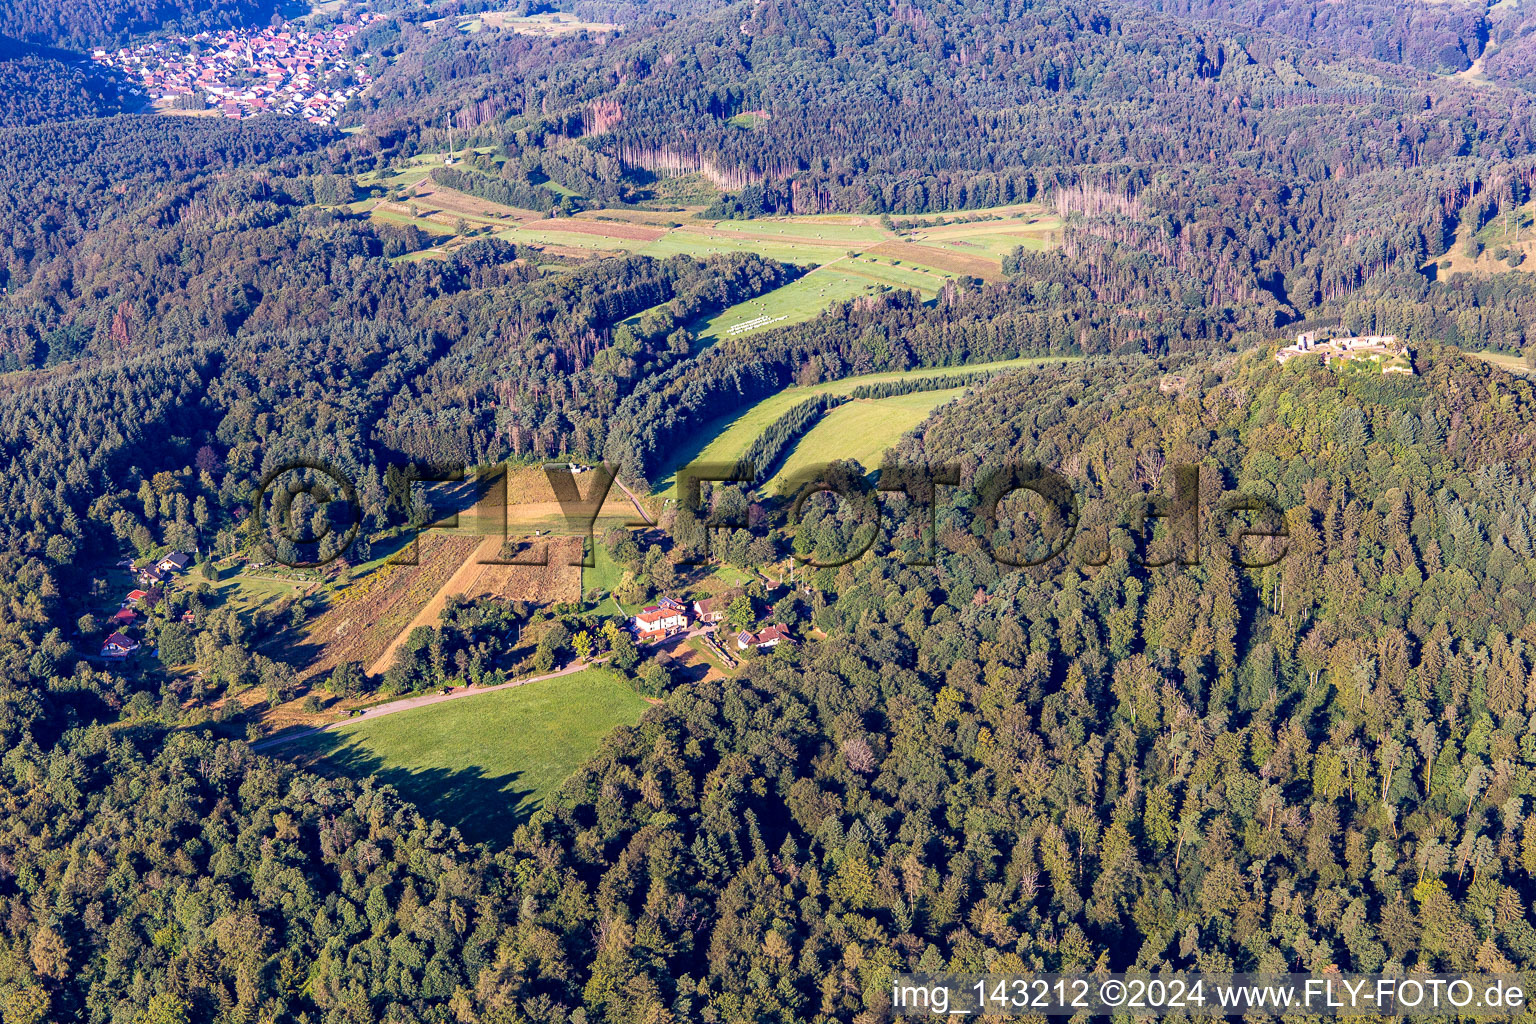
left=251, top=623, right=716, bottom=753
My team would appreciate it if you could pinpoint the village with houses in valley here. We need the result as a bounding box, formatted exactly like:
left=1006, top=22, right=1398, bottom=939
left=90, top=14, right=380, bottom=122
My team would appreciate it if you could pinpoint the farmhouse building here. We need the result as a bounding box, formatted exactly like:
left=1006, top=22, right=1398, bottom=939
left=632, top=602, right=688, bottom=641
left=693, top=589, right=743, bottom=624
left=157, top=550, right=191, bottom=573
left=736, top=624, right=794, bottom=651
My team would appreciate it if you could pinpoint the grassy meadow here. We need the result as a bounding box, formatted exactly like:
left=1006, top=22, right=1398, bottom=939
left=1467, top=350, right=1536, bottom=375
left=652, top=356, right=1079, bottom=498
left=286, top=667, right=651, bottom=846
left=344, top=172, right=1058, bottom=326
left=764, top=388, right=969, bottom=491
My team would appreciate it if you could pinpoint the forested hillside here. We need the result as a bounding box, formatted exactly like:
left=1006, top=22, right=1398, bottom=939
left=0, top=0, right=277, bottom=49
left=0, top=38, right=132, bottom=125
left=1123, top=0, right=1486, bottom=72
left=479, top=347, right=1536, bottom=1020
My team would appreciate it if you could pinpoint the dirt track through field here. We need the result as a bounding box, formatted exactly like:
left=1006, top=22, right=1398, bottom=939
left=367, top=535, right=504, bottom=676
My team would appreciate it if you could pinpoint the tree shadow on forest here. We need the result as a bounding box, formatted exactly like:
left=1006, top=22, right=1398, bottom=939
left=291, top=733, right=539, bottom=848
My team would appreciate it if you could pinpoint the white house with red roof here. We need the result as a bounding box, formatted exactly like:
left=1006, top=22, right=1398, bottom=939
left=736, top=624, right=793, bottom=651
left=101, top=632, right=140, bottom=660
left=632, top=600, right=688, bottom=642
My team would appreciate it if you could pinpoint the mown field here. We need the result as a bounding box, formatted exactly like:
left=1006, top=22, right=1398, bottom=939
left=344, top=173, right=1058, bottom=332
left=203, top=571, right=307, bottom=619
left=285, top=667, right=651, bottom=846
left=652, top=356, right=1080, bottom=498
left=691, top=253, right=951, bottom=342
left=764, top=388, right=971, bottom=492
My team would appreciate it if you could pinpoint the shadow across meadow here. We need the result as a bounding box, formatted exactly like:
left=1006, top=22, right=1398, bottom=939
left=289, top=733, right=539, bottom=848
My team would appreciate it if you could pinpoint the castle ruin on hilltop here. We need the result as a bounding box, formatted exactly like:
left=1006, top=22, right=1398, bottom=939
left=1275, top=329, right=1414, bottom=374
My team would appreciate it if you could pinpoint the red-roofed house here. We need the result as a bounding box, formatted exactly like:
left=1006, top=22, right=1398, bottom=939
left=737, top=624, right=793, bottom=651
left=632, top=602, right=687, bottom=642
left=101, top=632, right=140, bottom=659
left=125, top=589, right=148, bottom=605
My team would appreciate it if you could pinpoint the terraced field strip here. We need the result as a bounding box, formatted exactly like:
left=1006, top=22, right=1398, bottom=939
left=410, top=180, right=548, bottom=220
left=865, top=239, right=1003, bottom=281
left=367, top=535, right=505, bottom=676
left=520, top=218, right=668, bottom=241
left=293, top=534, right=481, bottom=681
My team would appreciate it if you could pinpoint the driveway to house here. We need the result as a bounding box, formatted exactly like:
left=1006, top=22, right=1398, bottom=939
left=251, top=656, right=609, bottom=752
left=612, top=476, right=654, bottom=524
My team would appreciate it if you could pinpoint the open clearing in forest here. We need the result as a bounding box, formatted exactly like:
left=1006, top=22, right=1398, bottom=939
left=288, top=467, right=637, bottom=681
left=1426, top=200, right=1536, bottom=278
left=651, top=356, right=1079, bottom=498
left=357, top=183, right=1059, bottom=320
left=463, top=11, right=620, bottom=35
left=284, top=666, right=649, bottom=846
left=204, top=571, right=307, bottom=618
left=764, top=388, right=971, bottom=492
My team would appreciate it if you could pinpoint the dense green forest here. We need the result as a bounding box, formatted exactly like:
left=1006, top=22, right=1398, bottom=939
left=0, top=0, right=280, bottom=49
left=0, top=38, right=131, bottom=125
left=12, top=0, right=1536, bottom=1019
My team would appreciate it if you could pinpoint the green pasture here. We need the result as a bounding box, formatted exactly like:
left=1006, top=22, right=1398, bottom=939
left=286, top=667, right=650, bottom=846
left=368, top=207, right=458, bottom=235
left=916, top=231, right=1053, bottom=260
left=497, top=226, right=648, bottom=252
left=692, top=266, right=872, bottom=342
left=1468, top=350, right=1536, bottom=375
left=689, top=255, right=947, bottom=344
left=635, top=230, right=838, bottom=264
left=582, top=535, right=625, bottom=598
left=203, top=571, right=306, bottom=618
left=765, top=388, right=968, bottom=491
left=838, top=255, right=948, bottom=291
left=708, top=218, right=890, bottom=244
left=652, top=356, right=1077, bottom=498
